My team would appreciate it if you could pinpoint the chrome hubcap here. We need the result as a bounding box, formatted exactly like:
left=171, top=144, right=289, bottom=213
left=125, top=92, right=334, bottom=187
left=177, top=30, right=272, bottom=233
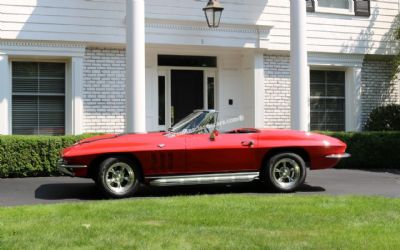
left=105, top=162, right=135, bottom=194
left=272, top=158, right=301, bottom=188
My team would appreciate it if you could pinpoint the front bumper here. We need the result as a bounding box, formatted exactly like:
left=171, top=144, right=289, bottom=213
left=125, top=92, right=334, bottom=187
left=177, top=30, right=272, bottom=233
left=57, top=159, right=87, bottom=177
left=325, top=153, right=351, bottom=159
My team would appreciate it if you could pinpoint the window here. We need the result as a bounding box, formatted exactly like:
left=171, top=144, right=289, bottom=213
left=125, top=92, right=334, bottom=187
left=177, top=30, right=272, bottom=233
left=310, top=70, right=345, bottom=131
left=12, top=62, right=65, bottom=135
left=318, top=0, right=349, bottom=9
left=158, top=55, right=217, bottom=68
left=158, top=76, right=166, bottom=126
left=207, top=77, right=215, bottom=110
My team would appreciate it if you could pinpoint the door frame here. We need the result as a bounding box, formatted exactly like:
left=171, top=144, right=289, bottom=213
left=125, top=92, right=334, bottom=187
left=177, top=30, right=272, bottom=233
left=157, top=66, right=217, bottom=130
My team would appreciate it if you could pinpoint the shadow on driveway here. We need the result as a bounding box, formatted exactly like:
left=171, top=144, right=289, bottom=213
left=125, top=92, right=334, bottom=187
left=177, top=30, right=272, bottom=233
left=35, top=181, right=325, bottom=201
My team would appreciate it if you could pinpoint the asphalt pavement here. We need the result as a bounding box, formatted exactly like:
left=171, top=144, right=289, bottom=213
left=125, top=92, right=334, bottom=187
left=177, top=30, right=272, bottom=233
left=1, top=169, right=399, bottom=206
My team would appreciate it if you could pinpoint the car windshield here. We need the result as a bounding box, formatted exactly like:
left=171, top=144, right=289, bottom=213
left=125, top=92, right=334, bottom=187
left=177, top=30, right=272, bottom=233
left=169, top=111, right=218, bottom=134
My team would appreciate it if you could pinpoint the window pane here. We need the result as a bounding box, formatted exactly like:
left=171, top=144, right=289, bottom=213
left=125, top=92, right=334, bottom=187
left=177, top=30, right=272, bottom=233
left=39, top=63, right=65, bottom=78
left=158, top=76, right=165, bottom=126
left=326, top=99, right=345, bottom=111
left=39, top=78, right=65, bottom=94
left=12, top=62, right=38, bottom=78
left=310, top=84, right=325, bottom=97
left=12, top=62, right=65, bottom=135
left=327, top=85, right=345, bottom=97
left=326, top=71, right=345, bottom=84
left=318, top=0, right=349, bottom=9
left=310, top=99, right=325, bottom=111
left=207, top=77, right=215, bottom=109
left=12, top=96, right=38, bottom=135
left=12, top=78, right=38, bottom=93
left=310, top=70, right=325, bottom=83
left=158, top=55, right=217, bottom=68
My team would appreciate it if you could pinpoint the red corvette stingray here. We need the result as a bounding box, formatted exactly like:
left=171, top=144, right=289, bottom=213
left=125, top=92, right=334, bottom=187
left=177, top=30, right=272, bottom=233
left=59, top=110, right=349, bottom=198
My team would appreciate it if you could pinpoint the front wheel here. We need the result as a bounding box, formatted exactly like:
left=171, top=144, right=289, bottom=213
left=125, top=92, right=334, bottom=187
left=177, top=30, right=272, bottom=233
left=262, top=152, right=306, bottom=192
left=96, top=156, right=140, bottom=198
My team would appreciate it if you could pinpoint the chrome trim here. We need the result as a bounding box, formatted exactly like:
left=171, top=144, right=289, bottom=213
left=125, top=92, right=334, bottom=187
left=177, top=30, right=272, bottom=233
left=148, top=172, right=259, bottom=187
left=57, top=159, right=87, bottom=177
left=325, top=153, right=351, bottom=159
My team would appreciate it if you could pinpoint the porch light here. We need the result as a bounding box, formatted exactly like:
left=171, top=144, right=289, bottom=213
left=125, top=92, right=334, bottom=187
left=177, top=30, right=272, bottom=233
left=203, top=0, right=224, bottom=28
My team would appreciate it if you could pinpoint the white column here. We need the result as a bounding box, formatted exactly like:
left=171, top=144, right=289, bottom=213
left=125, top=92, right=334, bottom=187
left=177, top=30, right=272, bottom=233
left=345, top=67, right=362, bottom=131
left=126, top=0, right=146, bottom=133
left=0, top=54, right=11, bottom=135
left=71, top=57, right=84, bottom=135
left=290, top=0, right=309, bottom=131
left=254, top=52, right=265, bottom=128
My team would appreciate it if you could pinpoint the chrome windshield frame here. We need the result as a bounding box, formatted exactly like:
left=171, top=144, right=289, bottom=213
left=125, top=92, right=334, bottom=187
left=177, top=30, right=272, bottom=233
left=167, top=110, right=219, bottom=135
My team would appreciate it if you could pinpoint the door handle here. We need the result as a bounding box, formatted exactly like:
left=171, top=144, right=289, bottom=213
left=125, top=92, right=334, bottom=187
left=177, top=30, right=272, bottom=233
left=241, top=140, right=254, bottom=147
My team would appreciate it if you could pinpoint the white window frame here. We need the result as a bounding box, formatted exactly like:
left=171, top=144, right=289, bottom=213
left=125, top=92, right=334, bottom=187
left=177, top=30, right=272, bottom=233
left=315, top=0, right=354, bottom=15
left=0, top=41, right=85, bottom=135
left=308, top=53, right=364, bottom=132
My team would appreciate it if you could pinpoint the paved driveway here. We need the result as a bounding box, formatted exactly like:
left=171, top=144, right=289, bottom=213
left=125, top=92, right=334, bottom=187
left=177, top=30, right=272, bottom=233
left=1, top=169, right=399, bottom=206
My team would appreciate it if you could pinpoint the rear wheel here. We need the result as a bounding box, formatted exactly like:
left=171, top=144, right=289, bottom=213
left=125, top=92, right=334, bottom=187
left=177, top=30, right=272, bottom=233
left=96, top=156, right=140, bottom=198
left=262, top=152, right=306, bottom=192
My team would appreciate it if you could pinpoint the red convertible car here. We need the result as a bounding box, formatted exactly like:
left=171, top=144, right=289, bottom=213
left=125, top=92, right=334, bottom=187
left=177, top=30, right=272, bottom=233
left=58, top=110, right=349, bottom=198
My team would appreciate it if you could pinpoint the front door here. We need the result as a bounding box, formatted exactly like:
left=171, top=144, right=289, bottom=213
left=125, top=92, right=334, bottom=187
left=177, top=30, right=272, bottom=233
left=157, top=69, right=216, bottom=130
left=171, top=70, right=204, bottom=125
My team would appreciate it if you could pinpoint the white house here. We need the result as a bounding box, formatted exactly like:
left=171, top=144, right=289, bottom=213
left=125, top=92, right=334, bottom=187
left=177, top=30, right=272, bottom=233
left=0, top=0, right=399, bottom=135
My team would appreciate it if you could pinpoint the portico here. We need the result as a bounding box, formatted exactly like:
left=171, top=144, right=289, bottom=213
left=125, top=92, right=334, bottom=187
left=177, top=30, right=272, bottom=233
left=124, top=0, right=310, bottom=133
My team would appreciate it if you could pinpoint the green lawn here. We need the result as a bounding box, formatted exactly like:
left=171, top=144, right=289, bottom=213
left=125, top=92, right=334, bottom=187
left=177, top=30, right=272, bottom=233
left=1, top=195, right=400, bottom=249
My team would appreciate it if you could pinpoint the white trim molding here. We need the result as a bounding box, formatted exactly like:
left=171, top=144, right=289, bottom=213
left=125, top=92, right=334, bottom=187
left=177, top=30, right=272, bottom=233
left=70, top=57, right=84, bottom=135
left=0, top=54, right=11, bottom=135
left=146, top=19, right=272, bottom=49
left=0, top=40, right=86, bottom=57
left=253, top=52, right=265, bottom=128
left=308, top=52, right=364, bottom=67
left=345, top=67, right=362, bottom=131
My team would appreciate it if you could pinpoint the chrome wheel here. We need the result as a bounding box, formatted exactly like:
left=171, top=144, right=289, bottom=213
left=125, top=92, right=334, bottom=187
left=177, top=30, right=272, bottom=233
left=271, top=158, right=301, bottom=189
left=104, top=162, right=136, bottom=194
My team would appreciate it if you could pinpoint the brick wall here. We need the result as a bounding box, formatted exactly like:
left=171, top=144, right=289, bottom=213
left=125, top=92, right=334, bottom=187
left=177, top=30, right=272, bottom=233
left=361, top=59, right=400, bottom=127
left=83, top=48, right=126, bottom=133
left=263, top=55, right=291, bottom=128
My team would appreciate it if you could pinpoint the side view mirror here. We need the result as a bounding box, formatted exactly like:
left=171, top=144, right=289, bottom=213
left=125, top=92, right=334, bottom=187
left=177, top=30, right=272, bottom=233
left=209, top=130, right=219, bottom=141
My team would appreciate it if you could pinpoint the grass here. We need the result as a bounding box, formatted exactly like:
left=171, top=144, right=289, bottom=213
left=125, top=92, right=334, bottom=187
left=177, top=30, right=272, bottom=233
left=1, top=195, right=400, bottom=249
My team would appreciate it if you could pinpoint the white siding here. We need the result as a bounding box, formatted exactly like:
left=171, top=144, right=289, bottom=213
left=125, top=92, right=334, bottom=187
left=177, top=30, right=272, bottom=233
left=0, top=0, right=398, bottom=54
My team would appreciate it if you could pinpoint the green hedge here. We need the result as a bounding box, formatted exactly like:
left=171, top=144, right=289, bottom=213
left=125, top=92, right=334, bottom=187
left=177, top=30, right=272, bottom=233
left=322, top=131, right=400, bottom=169
left=0, top=134, right=97, bottom=178
left=0, top=132, right=399, bottom=178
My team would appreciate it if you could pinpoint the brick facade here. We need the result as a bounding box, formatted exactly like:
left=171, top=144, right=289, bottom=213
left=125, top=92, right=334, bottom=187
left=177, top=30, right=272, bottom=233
left=263, top=55, right=291, bottom=129
left=361, top=59, right=400, bottom=127
left=83, top=48, right=126, bottom=133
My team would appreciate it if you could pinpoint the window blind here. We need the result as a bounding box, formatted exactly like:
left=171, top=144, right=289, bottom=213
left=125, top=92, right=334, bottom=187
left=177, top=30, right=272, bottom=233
left=12, top=62, right=65, bottom=135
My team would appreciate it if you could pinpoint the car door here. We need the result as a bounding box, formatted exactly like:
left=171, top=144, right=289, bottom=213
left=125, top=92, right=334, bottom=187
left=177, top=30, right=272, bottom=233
left=145, top=133, right=186, bottom=175
left=185, top=132, right=258, bottom=174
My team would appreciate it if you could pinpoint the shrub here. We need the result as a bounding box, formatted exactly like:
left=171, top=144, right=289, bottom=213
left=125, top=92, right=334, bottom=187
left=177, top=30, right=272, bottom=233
left=364, top=104, right=400, bottom=131
left=0, top=134, right=98, bottom=178
left=323, top=131, right=400, bottom=169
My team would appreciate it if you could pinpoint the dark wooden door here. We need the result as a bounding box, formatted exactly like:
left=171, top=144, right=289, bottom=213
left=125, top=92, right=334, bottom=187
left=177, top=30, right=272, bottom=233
left=171, top=70, right=204, bottom=124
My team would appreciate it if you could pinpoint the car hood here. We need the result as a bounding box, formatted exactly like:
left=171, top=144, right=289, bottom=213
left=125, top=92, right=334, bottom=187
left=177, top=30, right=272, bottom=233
left=63, top=132, right=165, bottom=157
